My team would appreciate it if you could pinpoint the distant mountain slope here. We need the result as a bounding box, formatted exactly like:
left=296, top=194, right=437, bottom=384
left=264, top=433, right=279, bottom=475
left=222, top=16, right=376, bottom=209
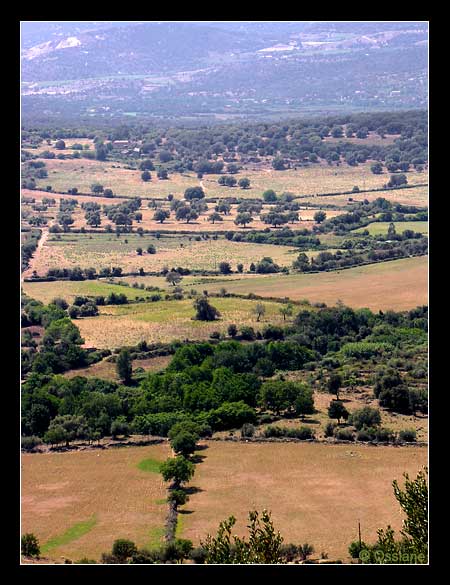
left=20, top=21, right=428, bottom=123
left=21, top=22, right=269, bottom=81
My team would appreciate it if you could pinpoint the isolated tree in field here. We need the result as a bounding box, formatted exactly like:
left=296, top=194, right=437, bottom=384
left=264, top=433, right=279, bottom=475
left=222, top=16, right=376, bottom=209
left=166, top=271, right=182, bottom=286
left=141, top=171, right=152, bottom=182
left=90, top=182, right=104, bottom=194
left=327, top=373, right=342, bottom=400
left=237, top=263, right=244, bottom=273
left=219, top=261, right=232, bottom=274
left=153, top=209, right=170, bottom=223
left=21, top=533, right=40, bottom=558
left=328, top=400, right=349, bottom=425
left=252, top=302, right=266, bottom=322
left=160, top=456, right=195, bottom=487
left=136, top=247, right=143, bottom=256
left=314, top=211, right=327, bottom=223
left=193, top=297, right=220, bottom=321
left=184, top=186, right=205, bottom=201
left=55, top=140, right=66, bottom=150
left=279, top=303, right=294, bottom=321
left=234, top=212, right=253, bottom=228
left=208, top=212, right=223, bottom=224
left=238, top=178, right=251, bottom=189
left=388, top=222, right=397, bottom=237
left=117, top=348, right=132, bottom=384
left=387, top=173, right=408, bottom=188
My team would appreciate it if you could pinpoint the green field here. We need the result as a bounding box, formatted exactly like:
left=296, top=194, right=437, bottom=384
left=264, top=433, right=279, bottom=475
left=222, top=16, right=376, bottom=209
left=22, top=279, right=162, bottom=305
left=353, top=221, right=428, bottom=236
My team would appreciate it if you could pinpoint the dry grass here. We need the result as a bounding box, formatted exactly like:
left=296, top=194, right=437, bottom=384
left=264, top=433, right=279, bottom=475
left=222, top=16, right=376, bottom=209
left=74, top=297, right=288, bottom=349
left=63, top=355, right=172, bottom=381
left=254, top=385, right=428, bottom=443
left=34, top=158, right=199, bottom=198
left=30, top=154, right=427, bottom=203
left=186, top=256, right=428, bottom=311
left=21, top=444, right=170, bottom=562
left=180, top=441, right=427, bottom=562
left=27, top=232, right=301, bottom=276
left=299, top=184, right=428, bottom=207
left=200, top=164, right=427, bottom=199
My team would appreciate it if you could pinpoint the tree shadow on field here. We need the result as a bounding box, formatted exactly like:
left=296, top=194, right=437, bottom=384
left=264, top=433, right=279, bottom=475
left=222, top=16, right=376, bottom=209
left=178, top=509, right=194, bottom=515
left=184, top=486, right=204, bottom=496
left=190, top=453, right=207, bottom=464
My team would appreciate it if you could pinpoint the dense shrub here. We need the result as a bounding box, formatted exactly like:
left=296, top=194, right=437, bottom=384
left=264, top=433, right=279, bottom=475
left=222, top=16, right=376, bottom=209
left=334, top=428, right=354, bottom=441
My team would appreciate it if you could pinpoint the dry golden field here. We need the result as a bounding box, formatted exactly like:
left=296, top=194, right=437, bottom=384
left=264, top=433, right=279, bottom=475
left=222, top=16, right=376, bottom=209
left=74, top=297, right=288, bottom=349
left=21, top=444, right=171, bottom=562
left=298, top=184, right=428, bottom=208
left=179, top=441, right=427, bottom=562
left=187, top=256, right=428, bottom=311
left=30, top=154, right=427, bottom=202
left=26, top=232, right=301, bottom=276
left=199, top=164, right=427, bottom=199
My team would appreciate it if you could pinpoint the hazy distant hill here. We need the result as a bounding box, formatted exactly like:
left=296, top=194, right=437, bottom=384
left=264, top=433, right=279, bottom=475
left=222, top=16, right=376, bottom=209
left=20, top=20, right=428, bottom=123
left=21, top=22, right=269, bottom=81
